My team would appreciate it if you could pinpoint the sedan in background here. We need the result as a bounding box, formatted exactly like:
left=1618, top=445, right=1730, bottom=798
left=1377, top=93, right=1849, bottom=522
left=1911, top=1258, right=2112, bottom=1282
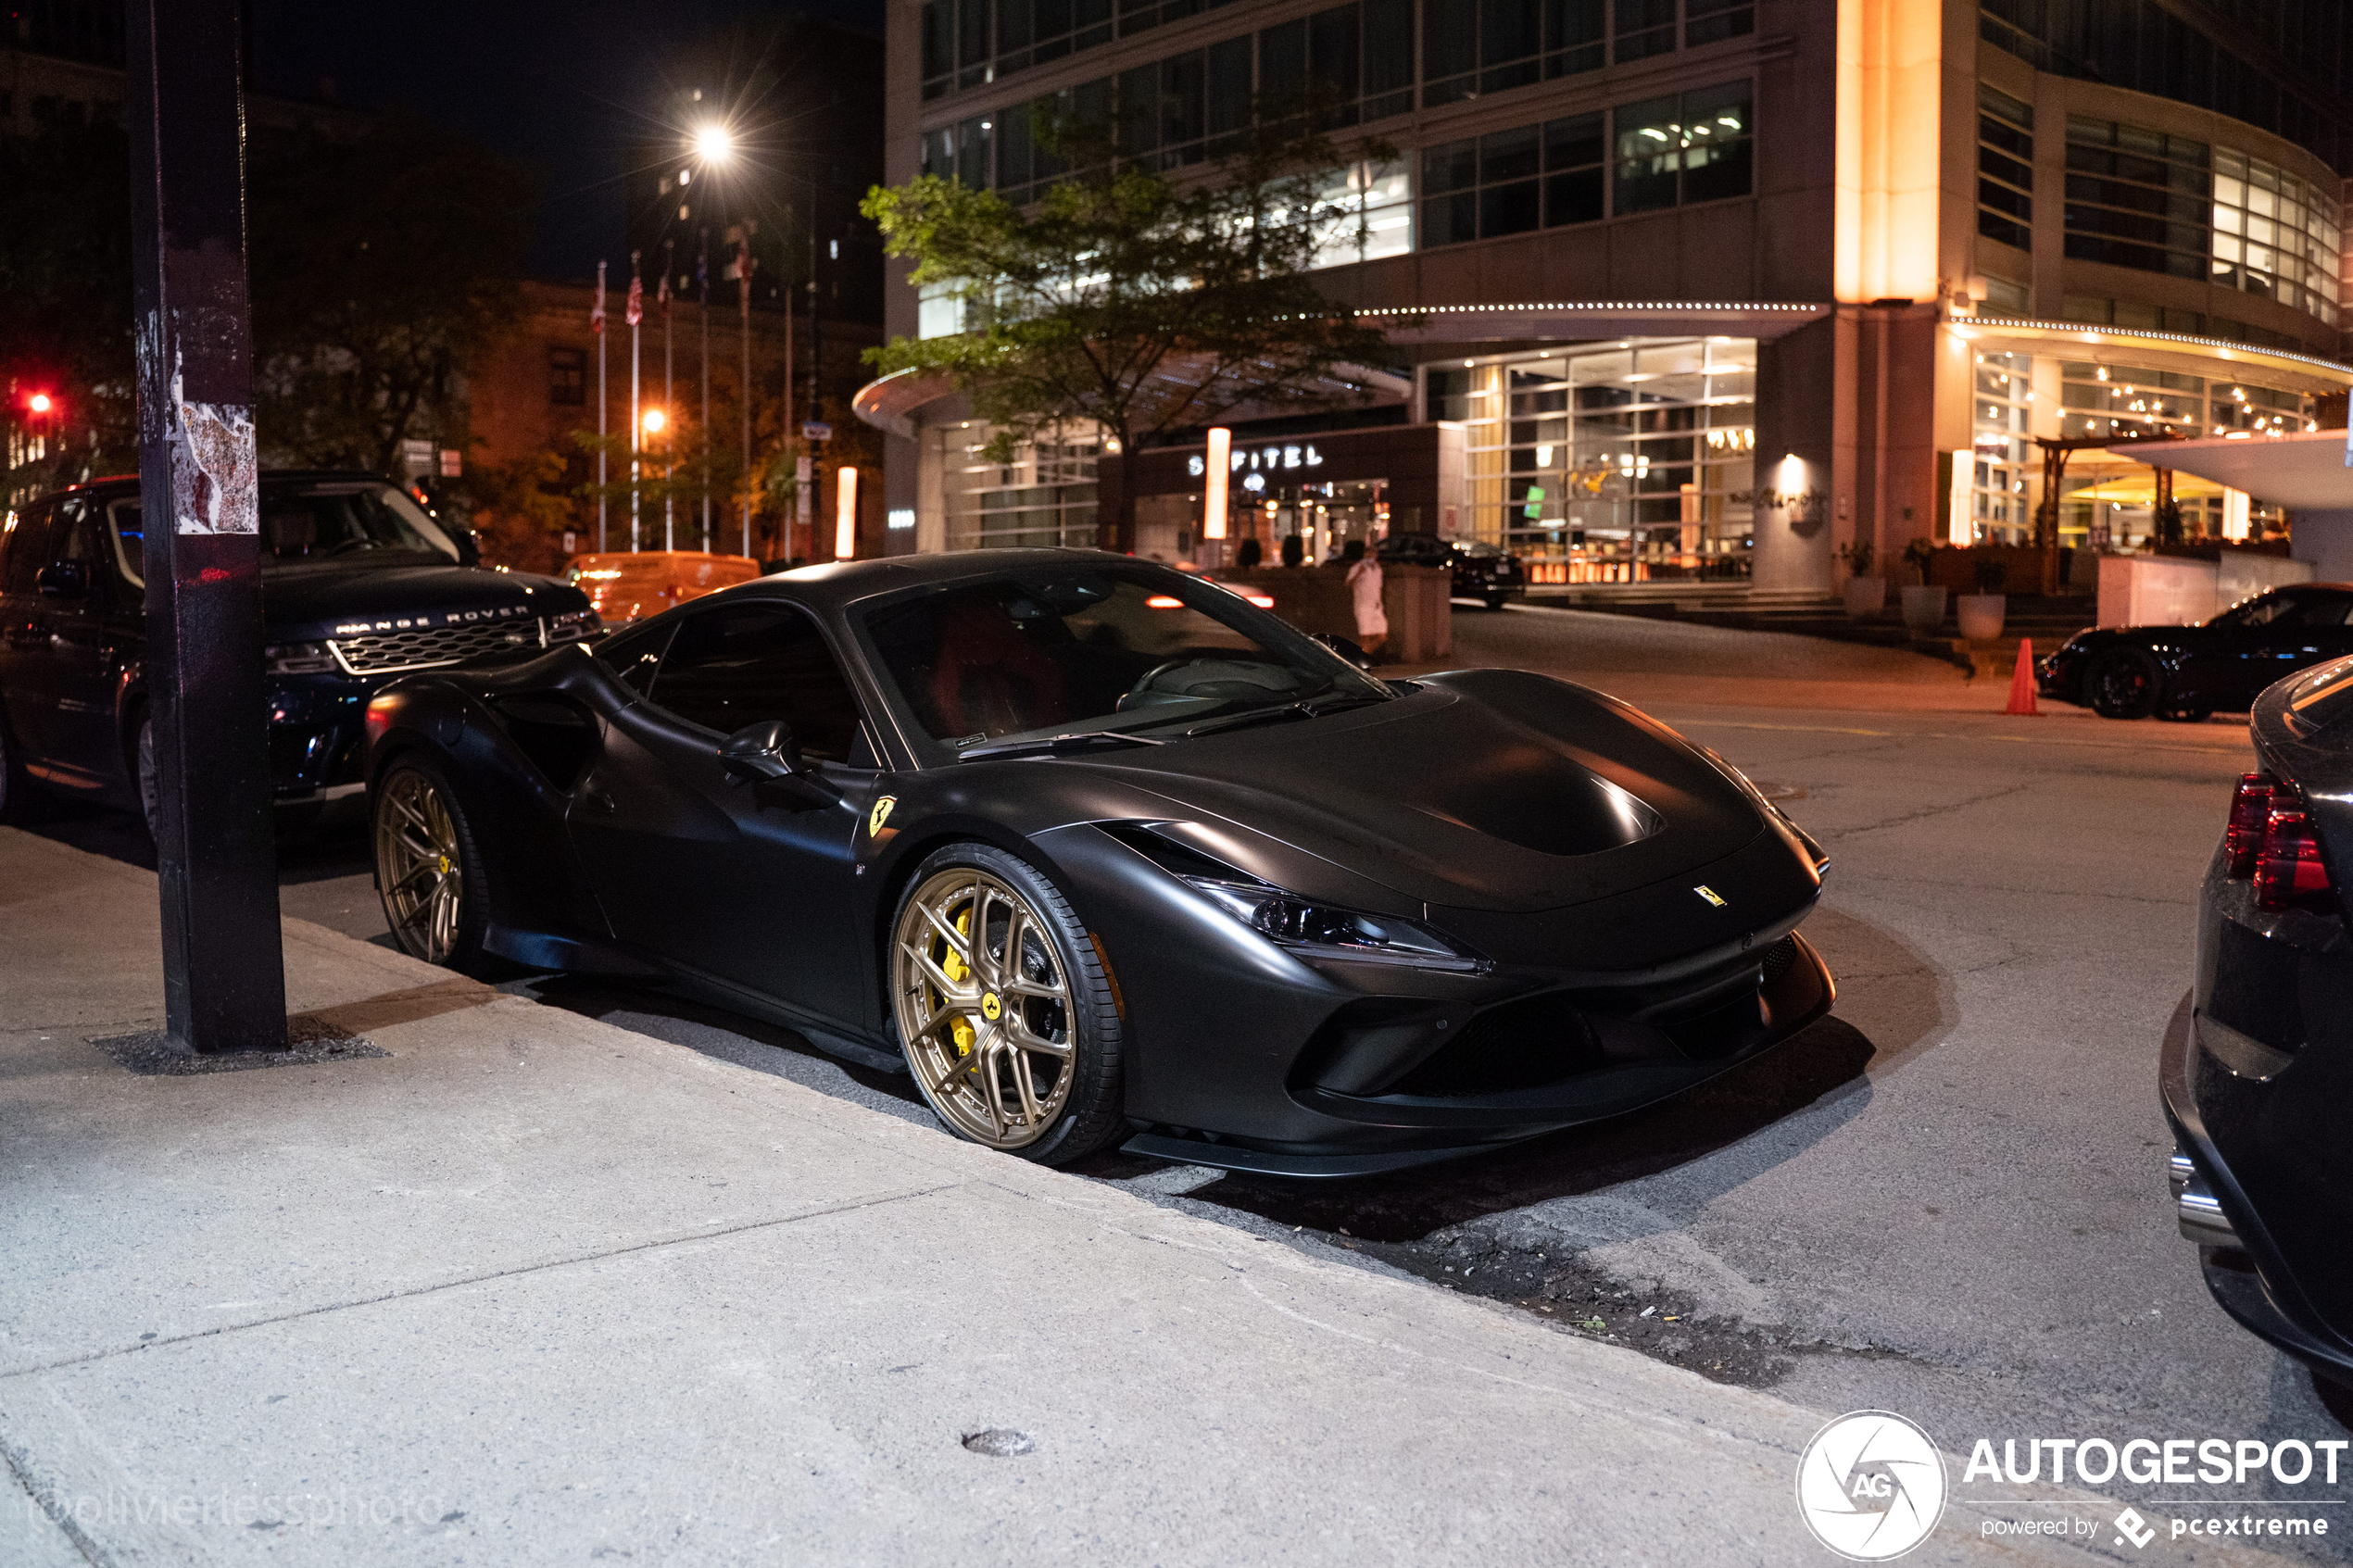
left=2163, top=654, right=2353, bottom=1388
left=2040, top=583, right=2353, bottom=721
left=362, top=549, right=1833, bottom=1175
left=1378, top=533, right=1528, bottom=610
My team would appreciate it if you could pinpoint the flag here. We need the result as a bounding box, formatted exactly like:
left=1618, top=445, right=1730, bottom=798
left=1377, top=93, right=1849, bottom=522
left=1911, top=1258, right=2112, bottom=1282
left=591, top=261, right=606, bottom=333
left=625, top=272, right=643, bottom=327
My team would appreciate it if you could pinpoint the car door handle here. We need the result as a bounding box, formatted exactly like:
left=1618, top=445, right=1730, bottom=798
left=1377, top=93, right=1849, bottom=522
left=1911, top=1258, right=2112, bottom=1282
left=577, top=780, right=616, bottom=812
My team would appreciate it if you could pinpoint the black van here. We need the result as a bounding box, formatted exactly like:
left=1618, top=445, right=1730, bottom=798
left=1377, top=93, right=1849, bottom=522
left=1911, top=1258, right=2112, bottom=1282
left=0, top=470, right=597, bottom=833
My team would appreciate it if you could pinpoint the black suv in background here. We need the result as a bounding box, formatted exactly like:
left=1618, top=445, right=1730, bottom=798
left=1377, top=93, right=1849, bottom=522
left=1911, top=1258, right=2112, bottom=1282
left=0, top=470, right=597, bottom=834
left=1377, top=533, right=1528, bottom=610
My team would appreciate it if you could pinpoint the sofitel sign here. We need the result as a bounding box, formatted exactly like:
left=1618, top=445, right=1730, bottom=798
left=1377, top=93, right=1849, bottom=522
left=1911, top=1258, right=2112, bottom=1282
left=1187, top=443, right=1324, bottom=478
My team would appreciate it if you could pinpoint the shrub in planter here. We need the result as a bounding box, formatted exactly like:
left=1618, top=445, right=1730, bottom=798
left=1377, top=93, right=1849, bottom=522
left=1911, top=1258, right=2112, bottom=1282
left=1957, top=555, right=2006, bottom=639
left=1836, top=540, right=1883, bottom=619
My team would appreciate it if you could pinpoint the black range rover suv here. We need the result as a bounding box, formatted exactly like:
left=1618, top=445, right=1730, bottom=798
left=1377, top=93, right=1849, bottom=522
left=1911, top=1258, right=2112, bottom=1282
left=0, top=470, right=597, bottom=833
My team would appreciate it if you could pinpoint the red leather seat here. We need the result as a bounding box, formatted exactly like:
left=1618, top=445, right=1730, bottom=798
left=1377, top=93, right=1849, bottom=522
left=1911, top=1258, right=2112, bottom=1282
left=930, top=601, right=1067, bottom=737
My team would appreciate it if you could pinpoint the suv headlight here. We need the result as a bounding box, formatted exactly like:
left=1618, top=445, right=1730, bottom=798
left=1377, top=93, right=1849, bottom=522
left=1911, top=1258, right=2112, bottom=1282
left=265, top=641, right=336, bottom=675
left=1182, top=876, right=1485, bottom=972
left=546, top=608, right=601, bottom=643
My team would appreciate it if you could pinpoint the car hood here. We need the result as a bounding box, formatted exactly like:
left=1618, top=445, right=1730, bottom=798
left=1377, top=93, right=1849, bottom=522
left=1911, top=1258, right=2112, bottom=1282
left=1074, top=668, right=1774, bottom=915
left=261, top=563, right=585, bottom=640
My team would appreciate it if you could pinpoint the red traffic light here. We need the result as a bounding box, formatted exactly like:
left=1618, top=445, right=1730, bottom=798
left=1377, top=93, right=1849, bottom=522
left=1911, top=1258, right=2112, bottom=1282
left=26, top=392, right=53, bottom=414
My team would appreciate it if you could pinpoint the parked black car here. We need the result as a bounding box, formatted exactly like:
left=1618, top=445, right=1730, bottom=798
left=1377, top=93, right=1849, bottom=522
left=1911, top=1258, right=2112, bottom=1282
left=360, top=549, right=1832, bottom=1173
left=0, top=470, right=597, bottom=832
left=1377, top=533, right=1528, bottom=609
left=2163, top=654, right=2353, bottom=1387
left=2039, top=583, right=2353, bottom=721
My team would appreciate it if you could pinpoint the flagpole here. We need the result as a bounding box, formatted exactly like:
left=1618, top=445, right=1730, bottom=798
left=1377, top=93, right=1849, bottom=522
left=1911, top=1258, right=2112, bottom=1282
left=662, top=237, right=674, bottom=553
left=595, top=259, right=607, bottom=553
left=782, top=203, right=794, bottom=564
left=699, top=229, right=711, bottom=554
left=629, top=248, right=640, bottom=553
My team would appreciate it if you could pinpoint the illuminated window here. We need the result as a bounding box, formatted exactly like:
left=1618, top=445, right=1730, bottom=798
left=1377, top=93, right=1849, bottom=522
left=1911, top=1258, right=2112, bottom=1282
left=1976, top=85, right=2032, bottom=252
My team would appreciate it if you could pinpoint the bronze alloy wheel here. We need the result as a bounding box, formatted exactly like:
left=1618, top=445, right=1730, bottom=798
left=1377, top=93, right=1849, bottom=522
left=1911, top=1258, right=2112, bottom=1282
left=892, top=866, right=1077, bottom=1149
left=375, top=767, right=469, bottom=964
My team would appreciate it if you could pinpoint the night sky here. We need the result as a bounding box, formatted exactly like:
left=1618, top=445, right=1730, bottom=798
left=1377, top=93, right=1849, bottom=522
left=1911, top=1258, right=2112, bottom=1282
left=245, top=0, right=887, bottom=282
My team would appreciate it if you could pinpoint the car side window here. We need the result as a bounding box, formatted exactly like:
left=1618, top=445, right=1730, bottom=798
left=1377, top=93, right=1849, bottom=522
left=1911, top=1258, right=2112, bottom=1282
left=595, top=621, right=673, bottom=696
left=646, top=603, right=866, bottom=760
left=1, top=505, right=54, bottom=596
left=107, top=502, right=145, bottom=590
left=2283, top=597, right=2352, bottom=628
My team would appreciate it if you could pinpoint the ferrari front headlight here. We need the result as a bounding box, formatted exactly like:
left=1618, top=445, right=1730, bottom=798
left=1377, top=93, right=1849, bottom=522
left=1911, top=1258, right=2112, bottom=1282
left=1182, top=876, right=1485, bottom=972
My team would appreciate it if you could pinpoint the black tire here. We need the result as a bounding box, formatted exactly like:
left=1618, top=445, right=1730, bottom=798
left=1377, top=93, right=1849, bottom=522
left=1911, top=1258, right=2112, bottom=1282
left=2157, top=701, right=2214, bottom=724
left=2087, top=647, right=2162, bottom=720
left=133, top=711, right=159, bottom=841
left=0, top=703, right=32, bottom=824
left=887, top=841, right=1126, bottom=1166
left=1484, top=593, right=1509, bottom=611
left=371, top=754, right=496, bottom=974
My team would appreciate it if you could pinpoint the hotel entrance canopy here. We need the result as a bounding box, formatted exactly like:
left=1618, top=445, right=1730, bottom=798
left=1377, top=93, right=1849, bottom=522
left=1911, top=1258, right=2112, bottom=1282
left=2103, top=430, right=2353, bottom=509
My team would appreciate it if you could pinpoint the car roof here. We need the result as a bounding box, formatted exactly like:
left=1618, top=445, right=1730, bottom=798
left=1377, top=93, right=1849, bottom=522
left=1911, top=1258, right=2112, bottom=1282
left=31, top=469, right=394, bottom=507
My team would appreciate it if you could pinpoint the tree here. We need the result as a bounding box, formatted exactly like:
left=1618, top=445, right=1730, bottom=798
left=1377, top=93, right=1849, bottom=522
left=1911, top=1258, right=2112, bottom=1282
left=861, top=98, right=1407, bottom=547
left=245, top=116, right=534, bottom=473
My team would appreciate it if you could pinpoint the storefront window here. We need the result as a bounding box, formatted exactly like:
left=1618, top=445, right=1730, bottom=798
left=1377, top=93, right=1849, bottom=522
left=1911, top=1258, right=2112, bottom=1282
left=1969, top=351, right=2032, bottom=545
left=1446, top=338, right=1755, bottom=583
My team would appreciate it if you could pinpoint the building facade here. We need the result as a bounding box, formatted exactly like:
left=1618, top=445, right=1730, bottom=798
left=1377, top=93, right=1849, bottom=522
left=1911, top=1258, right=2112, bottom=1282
left=864, top=0, right=2353, bottom=591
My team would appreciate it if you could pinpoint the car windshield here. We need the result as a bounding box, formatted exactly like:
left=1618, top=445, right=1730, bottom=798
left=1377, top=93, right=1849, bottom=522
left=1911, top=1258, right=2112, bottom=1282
left=258, top=482, right=462, bottom=570
left=858, top=565, right=1389, bottom=760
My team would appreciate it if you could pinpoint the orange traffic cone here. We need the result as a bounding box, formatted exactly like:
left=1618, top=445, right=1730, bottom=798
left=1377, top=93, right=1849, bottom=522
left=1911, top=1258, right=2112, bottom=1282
left=2006, top=638, right=2039, bottom=716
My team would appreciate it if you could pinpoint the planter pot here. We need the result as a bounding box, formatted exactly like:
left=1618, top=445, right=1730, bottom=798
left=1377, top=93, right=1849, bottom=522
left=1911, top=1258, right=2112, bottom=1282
left=1957, top=593, right=2007, bottom=641
left=1842, top=576, right=1887, bottom=620
left=1899, top=583, right=1948, bottom=633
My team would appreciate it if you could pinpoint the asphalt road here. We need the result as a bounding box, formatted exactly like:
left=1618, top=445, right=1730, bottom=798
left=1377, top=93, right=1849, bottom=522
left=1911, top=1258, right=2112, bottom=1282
left=23, top=605, right=2349, bottom=1544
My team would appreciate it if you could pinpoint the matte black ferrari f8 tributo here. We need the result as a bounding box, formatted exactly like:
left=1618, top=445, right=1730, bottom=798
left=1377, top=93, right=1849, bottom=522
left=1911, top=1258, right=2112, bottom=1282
left=364, top=549, right=1834, bottom=1174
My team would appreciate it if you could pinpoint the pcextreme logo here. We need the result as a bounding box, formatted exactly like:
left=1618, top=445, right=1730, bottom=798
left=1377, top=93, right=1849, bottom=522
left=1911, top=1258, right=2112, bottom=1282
left=1796, top=1411, right=1949, bottom=1561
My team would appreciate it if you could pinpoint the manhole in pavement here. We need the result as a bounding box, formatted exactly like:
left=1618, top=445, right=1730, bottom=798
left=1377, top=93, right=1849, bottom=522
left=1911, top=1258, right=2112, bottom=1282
left=962, top=1428, right=1035, bottom=1457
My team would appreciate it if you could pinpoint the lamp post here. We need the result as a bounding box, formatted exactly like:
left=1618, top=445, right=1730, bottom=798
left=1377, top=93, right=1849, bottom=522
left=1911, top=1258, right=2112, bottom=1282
left=699, top=229, right=711, bottom=552
left=661, top=237, right=674, bottom=552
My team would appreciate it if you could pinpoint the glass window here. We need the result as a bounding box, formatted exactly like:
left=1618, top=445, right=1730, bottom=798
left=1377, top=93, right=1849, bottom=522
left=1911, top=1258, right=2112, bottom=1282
left=595, top=621, right=673, bottom=697
left=1684, top=0, right=1752, bottom=47
left=256, top=483, right=462, bottom=571
left=1613, top=94, right=1683, bottom=213
left=107, top=501, right=144, bottom=590
left=1615, top=0, right=1675, bottom=63
left=547, top=347, right=586, bottom=408
left=647, top=604, right=866, bottom=758
left=1, top=504, right=55, bottom=596
left=859, top=568, right=1380, bottom=756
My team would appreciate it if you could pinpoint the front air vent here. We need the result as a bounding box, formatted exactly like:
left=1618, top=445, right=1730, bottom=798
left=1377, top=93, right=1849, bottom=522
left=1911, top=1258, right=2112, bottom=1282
left=1383, top=992, right=1604, bottom=1097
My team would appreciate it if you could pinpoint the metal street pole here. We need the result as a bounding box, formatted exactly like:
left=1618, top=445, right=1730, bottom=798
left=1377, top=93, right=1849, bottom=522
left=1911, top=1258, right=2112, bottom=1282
left=800, top=185, right=819, bottom=561
left=699, top=229, right=711, bottom=553
left=629, top=248, right=641, bottom=553
left=123, top=0, right=286, bottom=1053
left=782, top=204, right=793, bottom=563
left=738, top=222, right=755, bottom=560
left=662, top=236, right=674, bottom=552
left=596, top=259, right=608, bottom=552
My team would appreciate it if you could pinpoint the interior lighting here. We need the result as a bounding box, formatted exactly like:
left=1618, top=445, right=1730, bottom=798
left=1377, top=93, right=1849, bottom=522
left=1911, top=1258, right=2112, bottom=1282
left=1203, top=427, right=1230, bottom=540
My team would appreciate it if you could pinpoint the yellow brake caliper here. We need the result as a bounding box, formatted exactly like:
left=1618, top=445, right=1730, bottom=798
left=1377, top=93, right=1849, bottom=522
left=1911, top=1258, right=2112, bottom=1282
left=944, top=908, right=976, bottom=1056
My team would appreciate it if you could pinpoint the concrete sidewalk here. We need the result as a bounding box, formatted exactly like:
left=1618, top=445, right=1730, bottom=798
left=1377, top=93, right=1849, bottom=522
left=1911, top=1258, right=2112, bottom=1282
left=0, top=829, right=2260, bottom=1565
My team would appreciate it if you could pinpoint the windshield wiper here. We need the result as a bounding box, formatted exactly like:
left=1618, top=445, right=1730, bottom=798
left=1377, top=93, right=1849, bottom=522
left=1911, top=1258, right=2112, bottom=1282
left=956, top=730, right=1168, bottom=762
left=1181, top=693, right=1390, bottom=739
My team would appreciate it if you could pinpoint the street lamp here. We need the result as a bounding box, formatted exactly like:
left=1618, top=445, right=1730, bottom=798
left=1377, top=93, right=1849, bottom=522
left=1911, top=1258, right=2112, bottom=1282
left=642, top=407, right=666, bottom=437
left=693, top=123, right=733, bottom=166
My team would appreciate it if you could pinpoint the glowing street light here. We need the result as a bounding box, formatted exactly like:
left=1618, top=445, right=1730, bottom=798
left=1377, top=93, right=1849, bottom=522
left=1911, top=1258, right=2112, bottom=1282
left=693, top=123, right=734, bottom=166
left=641, top=407, right=666, bottom=436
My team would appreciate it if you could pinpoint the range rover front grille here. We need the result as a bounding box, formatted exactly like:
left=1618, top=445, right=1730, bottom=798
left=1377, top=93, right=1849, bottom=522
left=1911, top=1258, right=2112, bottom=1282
left=330, top=617, right=543, bottom=676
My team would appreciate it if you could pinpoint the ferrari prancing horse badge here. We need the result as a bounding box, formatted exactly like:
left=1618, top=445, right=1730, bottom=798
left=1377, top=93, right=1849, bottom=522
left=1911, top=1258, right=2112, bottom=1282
left=869, top=796, right=898, bottom=837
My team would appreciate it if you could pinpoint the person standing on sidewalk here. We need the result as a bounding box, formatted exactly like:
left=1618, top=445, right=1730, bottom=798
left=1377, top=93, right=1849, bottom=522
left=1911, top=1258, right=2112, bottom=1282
left=1343, top=539, right=1388, bottom=661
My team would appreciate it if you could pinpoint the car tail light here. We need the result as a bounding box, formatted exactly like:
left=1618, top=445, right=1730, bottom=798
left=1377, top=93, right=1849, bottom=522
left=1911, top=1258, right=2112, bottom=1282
left=2225, top=771, right=2275, bottom=877
left=2254, top=792, right=2335, bottom=913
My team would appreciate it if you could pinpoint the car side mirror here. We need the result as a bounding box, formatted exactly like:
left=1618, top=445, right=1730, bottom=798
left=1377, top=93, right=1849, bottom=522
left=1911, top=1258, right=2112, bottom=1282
left=718, top=720, right=840, bottom=808
left=35, top=561, right=88, bottom=598
left=1312, top=632, right=1373, bottom=671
